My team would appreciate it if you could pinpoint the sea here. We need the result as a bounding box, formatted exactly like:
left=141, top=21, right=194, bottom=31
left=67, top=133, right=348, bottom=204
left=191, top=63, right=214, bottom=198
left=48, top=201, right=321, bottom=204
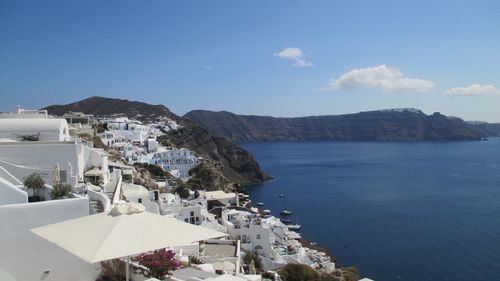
left=243, top=139, right=500, bottom=281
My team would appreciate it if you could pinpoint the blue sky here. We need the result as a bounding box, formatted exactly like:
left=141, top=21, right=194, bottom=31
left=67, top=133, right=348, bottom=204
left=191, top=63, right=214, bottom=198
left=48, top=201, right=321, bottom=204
left=1, top=1, right=500, bottom=121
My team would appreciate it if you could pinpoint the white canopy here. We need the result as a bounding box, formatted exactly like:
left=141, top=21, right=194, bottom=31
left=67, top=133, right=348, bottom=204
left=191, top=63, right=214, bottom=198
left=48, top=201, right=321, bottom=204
left=31, top=203, right=228, bottom=264
left=84, top=168, right=104, bottom=177
left=0, top=268, right=17, bottom=281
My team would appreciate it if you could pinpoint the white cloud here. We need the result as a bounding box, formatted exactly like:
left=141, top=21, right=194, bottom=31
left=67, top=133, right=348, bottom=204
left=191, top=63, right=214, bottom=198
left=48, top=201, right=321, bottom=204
left=329, top=65, right=434, bottom=92
left=274, top=47, right=314, bottom=67
left=274, top=47, right=303, bottom=59
left=293, top=59, right=314, bottom=67
left=444, top=84, right=499, bottom=96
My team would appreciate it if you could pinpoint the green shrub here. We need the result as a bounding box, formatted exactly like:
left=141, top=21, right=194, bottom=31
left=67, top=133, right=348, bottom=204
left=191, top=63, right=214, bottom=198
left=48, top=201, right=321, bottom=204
left=95, top=124, right=106, bottom=134
left=133, top=163, right=170, bottom=179
left=175, top=184, right=190, bottom=199
left=122, top=174, right=133, bottom=183
left=189, top=255, right=203, bottom=265
left=51, top=182, right=73, bottom=199
left=341, top=267, right=358, bottom=281
left=277, top=263, right=321, bottom=281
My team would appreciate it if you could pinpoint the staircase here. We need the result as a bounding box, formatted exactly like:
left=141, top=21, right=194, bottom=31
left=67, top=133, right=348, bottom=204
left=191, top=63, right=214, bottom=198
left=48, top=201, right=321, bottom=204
left=105, top=191, right=114, bottom=200
left=89, top=200, right=104, bottom=214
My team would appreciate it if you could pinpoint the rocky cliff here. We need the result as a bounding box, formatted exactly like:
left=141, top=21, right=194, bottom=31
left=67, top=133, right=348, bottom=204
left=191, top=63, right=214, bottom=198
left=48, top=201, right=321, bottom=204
left=43, top=96, right=271, bottom=186
left=467, top=122, right=500, bottom=137
left=184, top=108, right=485, bottom=142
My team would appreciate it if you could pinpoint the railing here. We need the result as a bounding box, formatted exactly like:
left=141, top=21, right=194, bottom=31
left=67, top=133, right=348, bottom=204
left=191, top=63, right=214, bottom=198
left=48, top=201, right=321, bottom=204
left=0, top=166, right=22, bottom=185
left=0, top=176, right=27, bottom=205
left=111, top=172, right=123, bottom=205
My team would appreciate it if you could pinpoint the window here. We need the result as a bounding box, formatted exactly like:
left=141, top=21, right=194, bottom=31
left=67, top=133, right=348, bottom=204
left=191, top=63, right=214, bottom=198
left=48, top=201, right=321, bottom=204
left=138, top=198, right=142, bottom=203
left=195, top=217, right=200, bottom=222
left=185, top=218, right=188, bottom=222
left=257, top=234, right=261, bottom=239
left=190, top=211, right=194, bottom=217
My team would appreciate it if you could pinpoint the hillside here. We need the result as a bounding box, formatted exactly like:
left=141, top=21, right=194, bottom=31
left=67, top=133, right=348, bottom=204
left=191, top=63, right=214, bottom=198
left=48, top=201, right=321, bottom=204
left=44, top=96, right=175, bottom=118
left=43, top=97, right=271, bottom=186
left=184, top=109, right=485, bottom=142
left=467, top=122, right=500, bottom=137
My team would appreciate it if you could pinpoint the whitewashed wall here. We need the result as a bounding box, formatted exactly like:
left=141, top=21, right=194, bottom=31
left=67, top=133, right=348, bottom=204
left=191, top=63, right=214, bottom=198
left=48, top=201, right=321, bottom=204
left=0, top=177, right=27, bottom=206
left=0, top=142, right=83, bottom=186
left=0, top=198, right=99, bottom=281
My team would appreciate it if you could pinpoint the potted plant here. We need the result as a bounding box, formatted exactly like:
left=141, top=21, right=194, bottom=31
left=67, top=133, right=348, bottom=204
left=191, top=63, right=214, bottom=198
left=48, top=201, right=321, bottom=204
left=24, top=172, right=45, bottom=202
left=51, top=182, right=73, bottom=199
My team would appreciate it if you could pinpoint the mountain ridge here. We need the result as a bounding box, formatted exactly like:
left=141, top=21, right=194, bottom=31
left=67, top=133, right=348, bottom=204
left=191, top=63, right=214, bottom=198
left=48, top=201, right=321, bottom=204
left=184, top=109, right=486, bottom=143
left=44, top=96, right=176, bottom=117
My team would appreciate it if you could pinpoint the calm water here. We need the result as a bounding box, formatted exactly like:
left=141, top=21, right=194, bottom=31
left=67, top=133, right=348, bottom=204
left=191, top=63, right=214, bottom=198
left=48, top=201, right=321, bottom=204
left=243, top=139, right=500, bottom=281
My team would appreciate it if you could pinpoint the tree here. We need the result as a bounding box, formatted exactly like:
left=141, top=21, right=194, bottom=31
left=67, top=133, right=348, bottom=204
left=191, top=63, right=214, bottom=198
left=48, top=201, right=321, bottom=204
left=24, top=172, right=45, bottom=199
left=51, top=182, right=73, bottom=199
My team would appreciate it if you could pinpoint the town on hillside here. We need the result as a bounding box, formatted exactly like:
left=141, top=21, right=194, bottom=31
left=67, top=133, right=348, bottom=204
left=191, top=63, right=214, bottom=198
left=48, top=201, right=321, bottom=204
left=0, top=107, right=366, bottom=281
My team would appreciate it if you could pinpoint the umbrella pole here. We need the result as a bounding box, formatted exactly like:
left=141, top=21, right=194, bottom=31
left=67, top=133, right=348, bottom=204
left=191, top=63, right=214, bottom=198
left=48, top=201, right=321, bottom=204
left=126, top=255, right=130, bottom=281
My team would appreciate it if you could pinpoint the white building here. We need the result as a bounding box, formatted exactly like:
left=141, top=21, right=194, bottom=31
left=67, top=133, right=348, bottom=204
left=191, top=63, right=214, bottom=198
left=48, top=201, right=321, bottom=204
left=0, top=106, right=49, bottom=119
left=0, top=141, right=109, bottom=187
left=96, top=117, right=199, bottom=180
left=146, top=147, right=201, bottom=179
left=159, top=193, right=204, bottom=225
left=205, top=190, right=239, bottom=207
left=0, top=172, right=97, bottom=281
left=122, top=183, right=160, bottom=214
left=221, top=210, right=272, bottom=258
left=0, top=118, right=71, bottom=142
left=152, top=116, right=182, bottom=132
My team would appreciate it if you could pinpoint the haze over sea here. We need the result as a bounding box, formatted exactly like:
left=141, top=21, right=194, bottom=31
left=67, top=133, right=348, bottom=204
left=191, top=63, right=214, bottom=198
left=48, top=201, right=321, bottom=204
left=244, top=139, right=500, bottom=281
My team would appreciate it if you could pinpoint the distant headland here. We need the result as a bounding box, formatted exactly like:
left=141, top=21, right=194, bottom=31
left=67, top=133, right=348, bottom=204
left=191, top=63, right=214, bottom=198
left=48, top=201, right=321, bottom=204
left=184, top=108, right=500, bottom=143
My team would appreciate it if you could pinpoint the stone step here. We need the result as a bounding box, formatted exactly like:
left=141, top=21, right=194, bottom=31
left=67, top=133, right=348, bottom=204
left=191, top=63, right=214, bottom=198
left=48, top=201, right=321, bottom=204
left=105, top=192, right=114, bottom=200
left=89, top=200, right=104, bottom=214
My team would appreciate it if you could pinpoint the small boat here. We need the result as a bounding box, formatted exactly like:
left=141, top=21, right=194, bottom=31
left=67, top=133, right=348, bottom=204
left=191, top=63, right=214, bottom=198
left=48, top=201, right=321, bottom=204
left=257, top=202, right=265, bottom=206
left=281, top=219, right=292, bottom=224
left=262, top=209, right=271, bottom=215
left=280, top=210, right=292, bottom=216
left=278, top=194, right=285, bottom=198
left=287, top=224, right=302, bottom=231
